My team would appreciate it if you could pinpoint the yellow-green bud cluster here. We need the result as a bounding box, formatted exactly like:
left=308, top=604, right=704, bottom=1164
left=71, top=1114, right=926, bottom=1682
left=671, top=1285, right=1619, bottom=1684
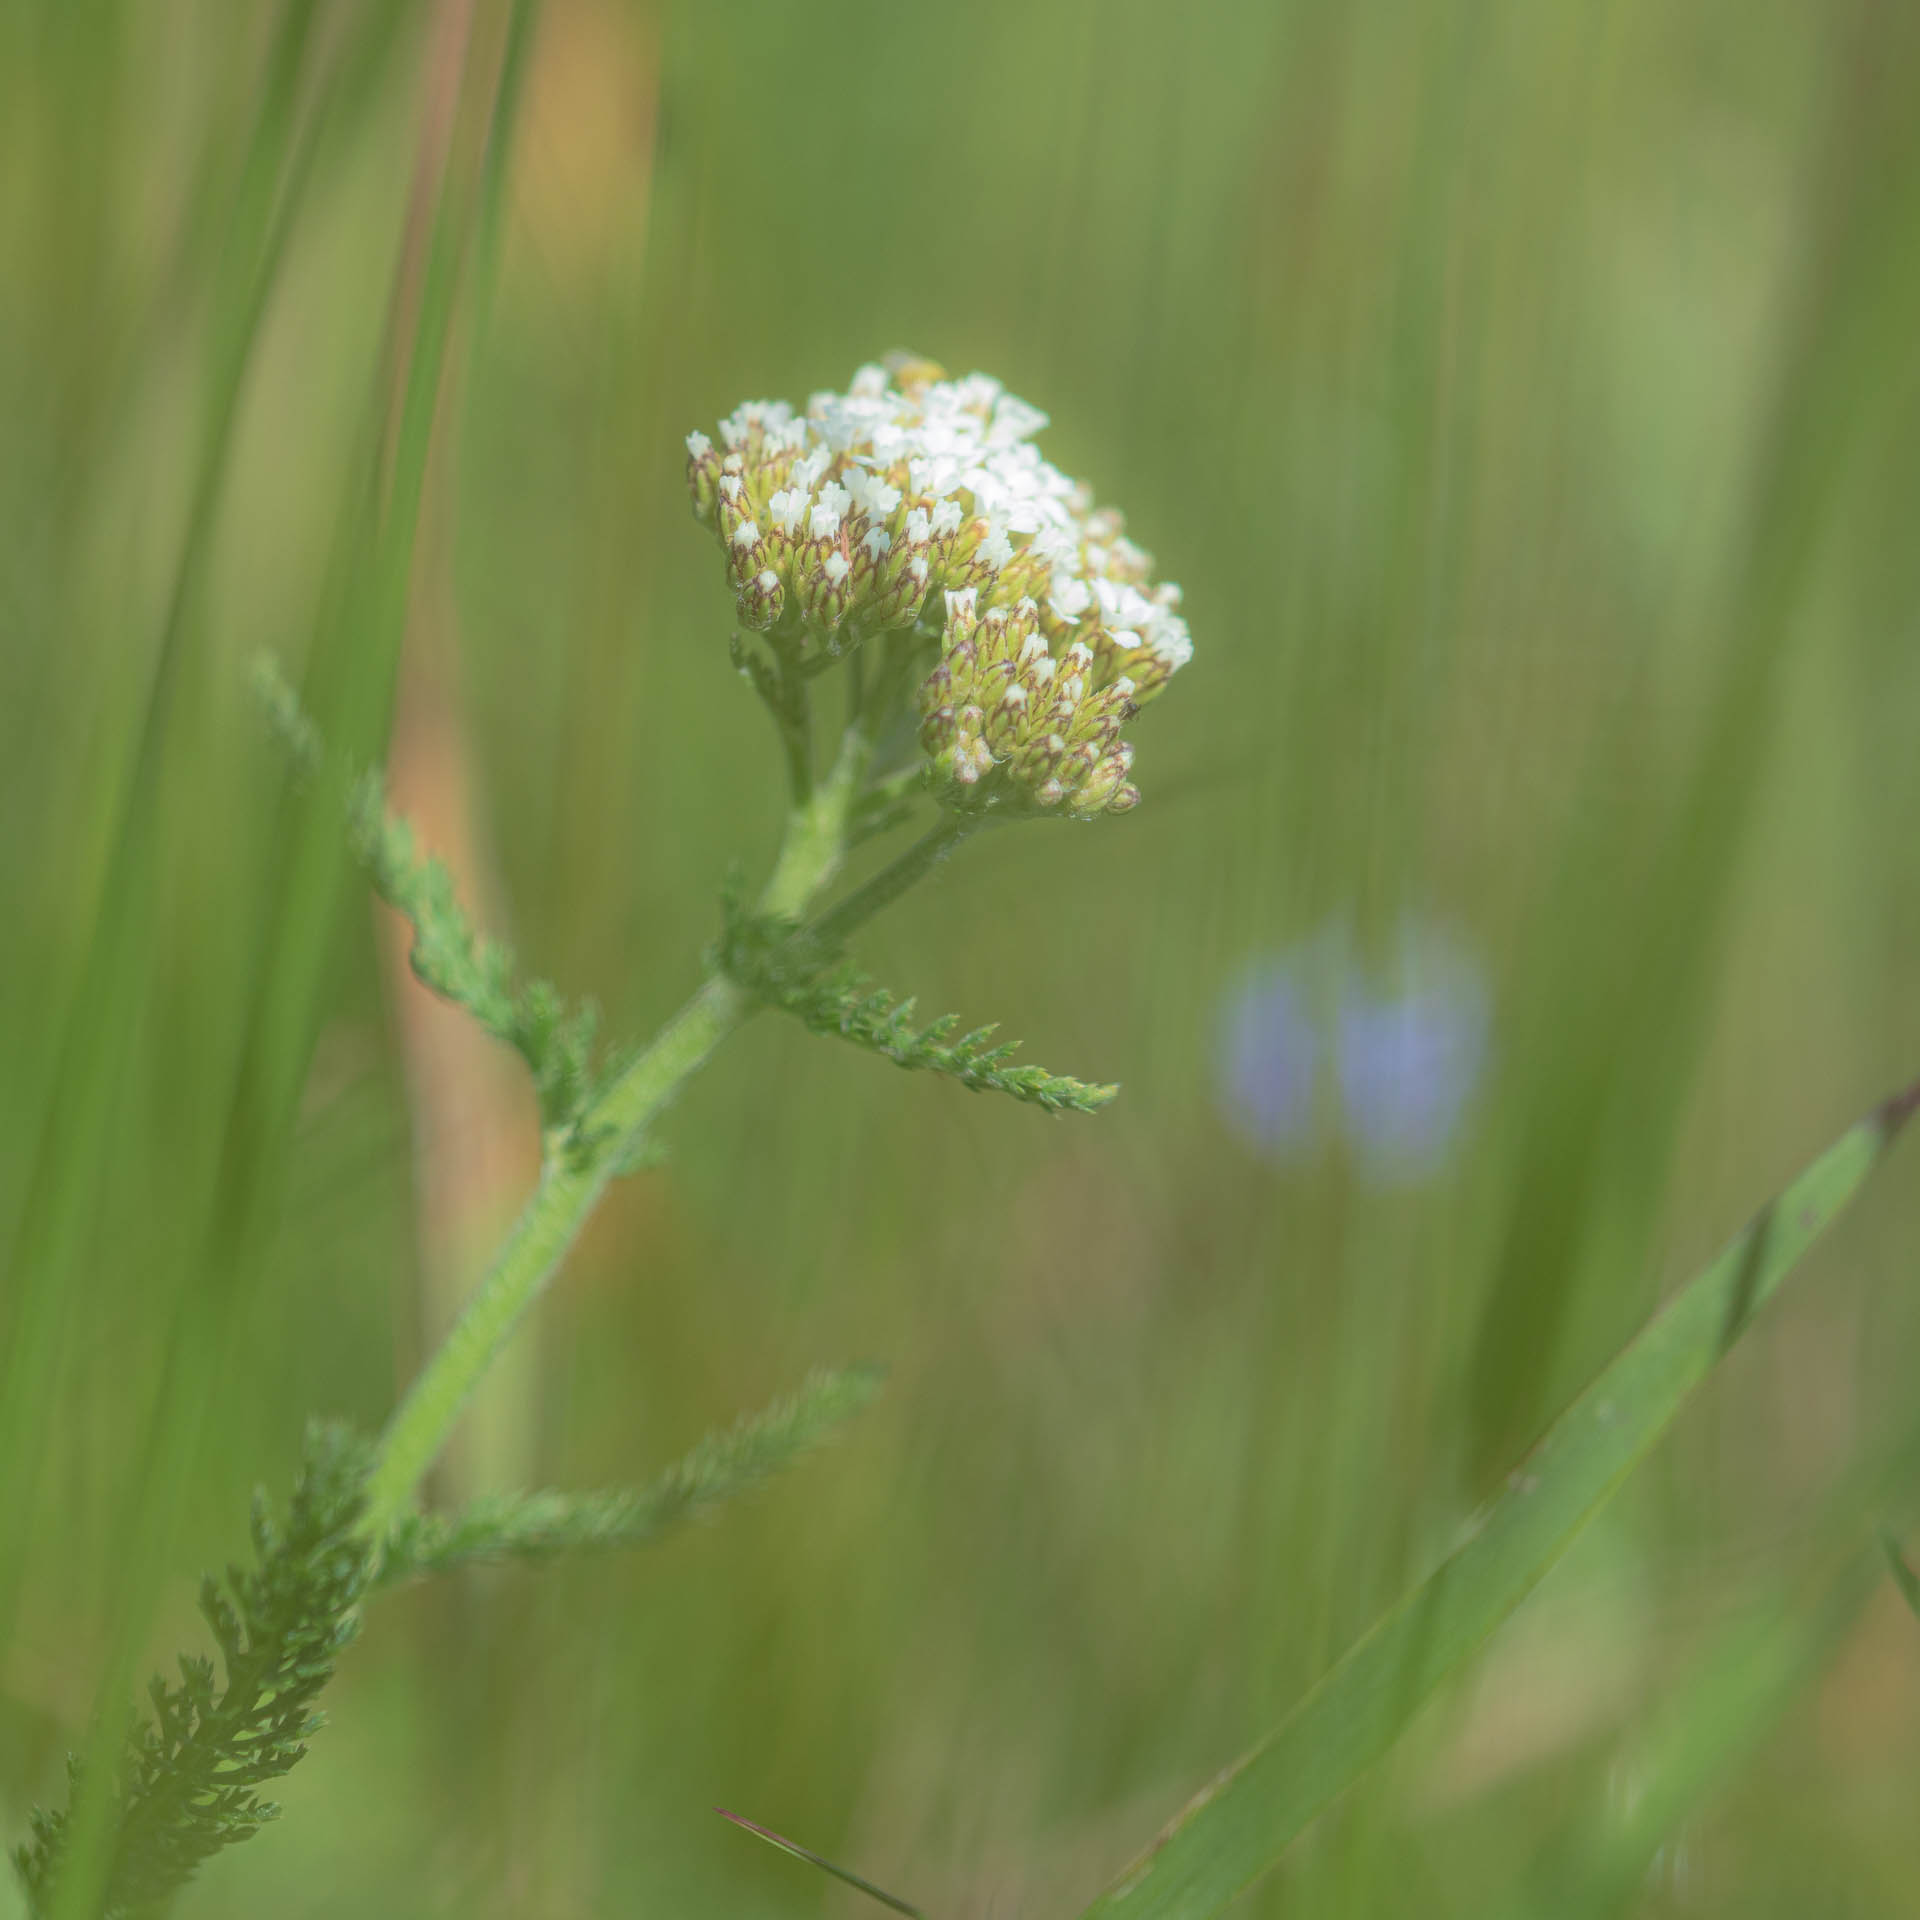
left=685, top=400, right=933, bottom=650
left=685, top=356, right=1193, bottom=813
left=917, top=589, right=1142, bottom=818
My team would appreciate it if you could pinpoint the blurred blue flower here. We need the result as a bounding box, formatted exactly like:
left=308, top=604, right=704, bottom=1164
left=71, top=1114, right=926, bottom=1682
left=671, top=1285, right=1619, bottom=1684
left=1216, top=961, right=1320, bottom=1153
left=1216, top=918, right=1490, bottom=1183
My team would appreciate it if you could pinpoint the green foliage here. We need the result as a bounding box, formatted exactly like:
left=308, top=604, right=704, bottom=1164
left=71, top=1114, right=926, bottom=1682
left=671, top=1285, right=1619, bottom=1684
left=346, top=773, right=620, bottom=1139
left=252, top=652, right=629, bottom=1150
left=847, top=766, right=930, bottom=849
left=717, top=1808, right=924, bottom=1918
left=246, top=654, right=323, bottom=784
left=1884, top=1531, right=1920, bottom=1622
left=1077, top=1088, right=1920, bottom=1920
left=18, top=1, right=1920, bottom=1910
left=13, top=1426, right=374, bottom=1919
left=717, top=891, right=1116, bottom=1115
left=376, top=1365, right=881, bottom=1585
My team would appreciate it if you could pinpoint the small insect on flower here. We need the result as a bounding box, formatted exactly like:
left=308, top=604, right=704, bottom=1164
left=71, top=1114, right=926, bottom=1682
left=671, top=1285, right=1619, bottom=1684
left=685, top=354, right=1193, bottom=819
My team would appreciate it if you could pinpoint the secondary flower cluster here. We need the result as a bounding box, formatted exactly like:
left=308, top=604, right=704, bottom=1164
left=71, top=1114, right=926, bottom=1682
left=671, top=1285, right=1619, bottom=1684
left=686, top=357, right=1192, bottom=818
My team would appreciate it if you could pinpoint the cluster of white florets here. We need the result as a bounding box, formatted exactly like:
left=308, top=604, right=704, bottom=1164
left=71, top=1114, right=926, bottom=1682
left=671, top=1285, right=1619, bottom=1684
left=685, top=356, right=1191, bottom=819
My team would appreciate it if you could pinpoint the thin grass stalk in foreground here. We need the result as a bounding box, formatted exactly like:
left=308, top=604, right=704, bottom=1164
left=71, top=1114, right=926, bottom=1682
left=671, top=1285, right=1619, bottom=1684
left=0, top=0, right=329, bottom=1659
left=717, top=1808, right=925, bottom=1918
left=1078, top=1080, right=1920, bottom=1920
left=1885, top=1531, right=1920, bottom=1622
left=16, top=13, right=537, bottom=1914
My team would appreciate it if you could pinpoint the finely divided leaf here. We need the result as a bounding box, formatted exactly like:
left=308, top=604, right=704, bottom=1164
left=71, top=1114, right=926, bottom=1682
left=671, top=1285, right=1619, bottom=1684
left=14, top=1426, right=374, bottom=1919
left=770, top=971, right=1118, bottom=1114
left=377, top=1365, right=882, bottom=1584
left=718, top=893, right=1116, bottom=1115
left=253, top=656, right=619, bottom=1141
left=348, top=774, right=613, bottom=1132
left=1077, top=1083, right=1920, bottom=1920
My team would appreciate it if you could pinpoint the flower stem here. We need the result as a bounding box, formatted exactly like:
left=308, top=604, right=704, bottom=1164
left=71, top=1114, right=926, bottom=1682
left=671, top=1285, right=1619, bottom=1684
left=361, top=722, right=879, bottom=1541
left=805, top=812, right=988, bottom=953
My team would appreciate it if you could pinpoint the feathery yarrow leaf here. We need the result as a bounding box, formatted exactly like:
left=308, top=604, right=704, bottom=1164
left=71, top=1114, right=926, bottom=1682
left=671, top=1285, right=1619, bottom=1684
left=346, top=774, right=620, bottom=1136
left=13, top=1424, right=374, bottom=1919
left=252, top=656, right=625, bottom=1145
left=780, top=971, right=1118, bottom=1112
left=717, top=892, right=1116, bottom=1115
left=376, top=1365, right=882, bottom=1584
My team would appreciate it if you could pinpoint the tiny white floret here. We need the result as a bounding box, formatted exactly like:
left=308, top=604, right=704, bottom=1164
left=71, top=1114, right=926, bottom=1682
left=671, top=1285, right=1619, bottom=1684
left=1049, top=575, right=1092, bottom=621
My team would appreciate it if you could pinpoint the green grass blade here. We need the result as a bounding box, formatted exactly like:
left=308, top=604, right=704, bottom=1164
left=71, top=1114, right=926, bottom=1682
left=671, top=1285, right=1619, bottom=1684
left=1078, top=1082, right=1920, bottom=1920
left=0, top=0, right=326, bottom=1661
left=1884, top=1531, right=1920, bottom=1622
left=716, top=1808, right=925, bottom=1918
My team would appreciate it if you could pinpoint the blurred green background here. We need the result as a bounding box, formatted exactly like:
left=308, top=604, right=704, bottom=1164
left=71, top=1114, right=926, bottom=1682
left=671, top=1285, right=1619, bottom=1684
left=6, top=1, right=1920, bottom=1914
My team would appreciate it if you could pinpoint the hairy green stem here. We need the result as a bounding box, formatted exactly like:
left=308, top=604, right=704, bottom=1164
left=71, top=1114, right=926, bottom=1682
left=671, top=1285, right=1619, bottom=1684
left=806, top=813, right=987, bottom=953
left=849, top=764, right=929, bottom=847
left=770, top=647, right=814, bottom=808
left=361, top=723, right=880, bottom=1540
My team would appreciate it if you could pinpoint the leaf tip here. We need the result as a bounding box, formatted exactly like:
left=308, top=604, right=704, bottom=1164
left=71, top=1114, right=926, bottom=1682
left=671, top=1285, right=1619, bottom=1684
left=1878, top=1074, right=1920, bottom=1143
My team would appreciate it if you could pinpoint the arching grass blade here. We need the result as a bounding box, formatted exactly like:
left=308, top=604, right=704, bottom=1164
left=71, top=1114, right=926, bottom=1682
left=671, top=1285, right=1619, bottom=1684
left=1078, top=1081, right=1920, bottom=1920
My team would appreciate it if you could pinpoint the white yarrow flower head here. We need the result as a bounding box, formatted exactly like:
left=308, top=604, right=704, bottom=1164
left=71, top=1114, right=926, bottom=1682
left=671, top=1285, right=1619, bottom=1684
left=685, top=352, right=1192, bottom=816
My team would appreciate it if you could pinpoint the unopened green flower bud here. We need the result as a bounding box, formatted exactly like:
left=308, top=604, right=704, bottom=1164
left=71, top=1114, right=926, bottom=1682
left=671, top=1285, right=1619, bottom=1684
left=794, top=540, right=855, bottom=631
left=725, top=515, right=768, bottom=590
left=736, top=564, right=786, bottom=630
left=994, top=547, right=1053, bottom=606
left=942, top=585, right=980, bottom=650
left=866, top=540, right=932, bottom=629
left=983, top=676, right=1029, bottom=752
left=715, top=471, right=755, bottom=548
left=972, top=653, right=1015, bottom=717
left=1069, top=742, right=1136, bottom=818
left=1112, top=640, right=1173, bottom=706
left=942, top=633, right=980, bottom=693
left=920, top=699, right=958, bottom=761
left=975, top=597, right=1039, bottom=668
left=945, top=515, right=1013, bottom=594
left=917, top=657, right=957, bottom=722
left=1010, top=728, right=1067, bottom=790
left=950, top=707, right=994, bottom=788
left=1076, top=675, right=1139, bottom=744
left=686, top=431, right=722, bottom=524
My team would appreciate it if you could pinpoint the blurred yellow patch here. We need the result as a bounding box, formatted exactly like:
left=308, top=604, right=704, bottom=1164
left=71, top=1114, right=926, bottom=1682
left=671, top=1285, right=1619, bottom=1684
left=512, top=0, right=657, bottom=277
